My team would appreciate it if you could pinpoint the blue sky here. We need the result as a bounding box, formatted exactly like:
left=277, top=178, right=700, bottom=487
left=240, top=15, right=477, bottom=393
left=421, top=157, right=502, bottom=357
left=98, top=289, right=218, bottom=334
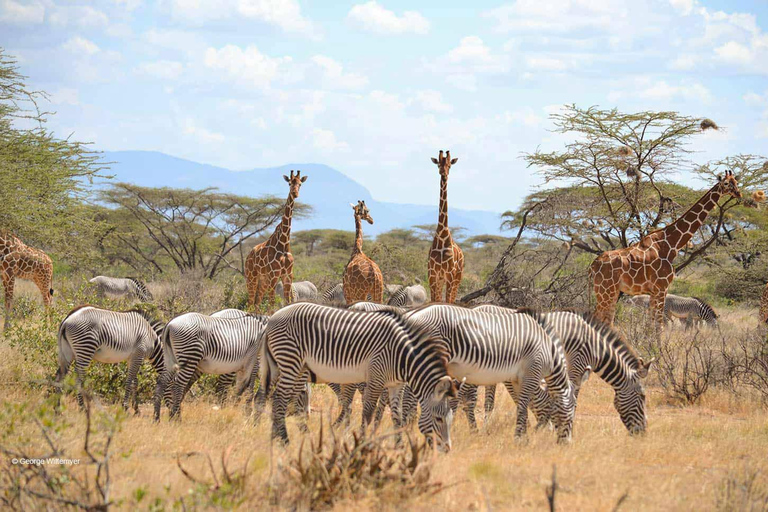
left=2, top=0, right=767, bottom=213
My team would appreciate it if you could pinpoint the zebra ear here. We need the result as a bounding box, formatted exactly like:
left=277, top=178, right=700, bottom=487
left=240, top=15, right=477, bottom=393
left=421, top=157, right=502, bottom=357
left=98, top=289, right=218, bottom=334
left=434, top=376, right=455, bottom=400
left=637, top=357, right=656, bottom=378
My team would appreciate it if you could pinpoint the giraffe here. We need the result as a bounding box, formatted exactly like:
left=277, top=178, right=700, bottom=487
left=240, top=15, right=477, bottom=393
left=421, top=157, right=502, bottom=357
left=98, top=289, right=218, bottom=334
left=759, top=283, right=768, bottom=324
left=343, top=200, right=383, bottom=304
left=591, top=170, right=741, bottom=328
left=428, top=150, right=464, bottom=303
left=1, top=231, right=54, bottom=331
left=244, top=170, right=307, bottom=310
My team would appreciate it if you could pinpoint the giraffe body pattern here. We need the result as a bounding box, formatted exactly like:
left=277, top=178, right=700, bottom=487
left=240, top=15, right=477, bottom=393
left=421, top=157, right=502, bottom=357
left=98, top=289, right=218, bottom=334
left=1, top=232, right=54, bottom=330
left=591, top=171, right=741, bottom=328
left=343, top=200, right=383, bottom=304
left=428, top=150, right=464, bottom=303
left=244, top=170, right=307, bottom=309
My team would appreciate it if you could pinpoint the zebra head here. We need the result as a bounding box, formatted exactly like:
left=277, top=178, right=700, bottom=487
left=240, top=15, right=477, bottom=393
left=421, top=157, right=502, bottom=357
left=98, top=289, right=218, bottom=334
left=417, top=375, right=457, bottom=453
left=615, top=357, right=654, bottom=435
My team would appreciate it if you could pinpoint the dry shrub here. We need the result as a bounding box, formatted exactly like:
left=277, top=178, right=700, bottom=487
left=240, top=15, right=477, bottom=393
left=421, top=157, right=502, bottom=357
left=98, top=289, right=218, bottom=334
left=716, top=469, right=768, bottom=511
left=175, top=448, right=254, bottom=510
left=270, top=420, right=445, bottom=510
left=721, top=329, right=768, bottom=404
left=151, top=271, right=225, bottom=317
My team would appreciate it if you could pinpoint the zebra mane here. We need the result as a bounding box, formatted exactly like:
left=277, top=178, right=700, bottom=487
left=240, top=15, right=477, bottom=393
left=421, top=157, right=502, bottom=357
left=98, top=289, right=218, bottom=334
left=62, top=304, right=97, bottom=320
left=512, top=307, right=544, bottom=322
left=387, top=286, right=408, bottom=306
left=692, top=296, right=718, bottom=318
left=574, top=311, right=642, bottom=370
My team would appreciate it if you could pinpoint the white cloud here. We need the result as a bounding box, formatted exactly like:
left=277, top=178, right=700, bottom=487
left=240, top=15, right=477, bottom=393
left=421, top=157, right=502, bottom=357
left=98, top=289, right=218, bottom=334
left=714, top=41, right=753, bottom=64
left=499, top=108, right=543, bottom=128
left=0, top=0, right=44, bottom=24
left=311, top=55, right=368, bottom=90
left=168, top=0, right=317, bottom=37
left=114, top=0, right=143, bottom=12
left=62, top=36, right=100, bottom=55
left=237, top=0, right=316, bottom=36
left=525, top=56, right=568, bottom=71
left=447, top=36, right=492, bottom=64
left=312, top=128, right=349, bottom=152
left=135, top=60, right=184, bottom=80
left=203, top=45, right=292, bottom=89
left=49, top=5, right=109, bottom=28
left=608, top=78, right=712, bottom=104
left=347, top=1, right=429, bottom=35
left=669, top=0, right=696, bottom=16
left=743, top=92, right=767, bottom=107
left=483, top=0, right=622, bottom=34
left=668, top=54, right=697, bottom=70
left=445, top=74, right=477, bottom=92
left=50, top=88, right=79, bottom=106
left=182, top=118, right=225, bottom=144
left=411, top=90, right=452, bottom=113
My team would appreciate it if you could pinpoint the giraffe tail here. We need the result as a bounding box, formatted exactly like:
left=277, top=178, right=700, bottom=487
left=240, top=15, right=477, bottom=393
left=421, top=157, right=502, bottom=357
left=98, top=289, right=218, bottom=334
left=49, top=288, right=54, bottom=297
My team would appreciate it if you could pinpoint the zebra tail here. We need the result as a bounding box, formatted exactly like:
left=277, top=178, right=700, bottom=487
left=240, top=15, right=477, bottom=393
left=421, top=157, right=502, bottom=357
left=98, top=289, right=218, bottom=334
left=161, top=325, right=179, bottom=374
left=258, top=333, right=277, bottom=399
left=56, top=321, right=74, bottom=381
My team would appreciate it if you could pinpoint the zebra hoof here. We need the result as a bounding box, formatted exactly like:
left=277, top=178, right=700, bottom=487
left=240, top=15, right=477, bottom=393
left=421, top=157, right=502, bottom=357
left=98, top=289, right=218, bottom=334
left=513, top=434, right=529, bottom=446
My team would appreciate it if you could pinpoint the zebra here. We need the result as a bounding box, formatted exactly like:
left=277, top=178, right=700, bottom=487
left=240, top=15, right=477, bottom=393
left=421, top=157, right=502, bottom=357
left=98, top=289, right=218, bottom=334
left=153, top=312, right=268, bottom=421
left=625, top=294, right=718, bottom=329
left=275, top=281, right=318, bottom=302
left=56, top=305, right=164, bottom=413
left=400, top=304, right=576, bottom=443
left=89, top=276, right=153, bottom=302
left=387, top=285, right=428, bottom=307
left=321, top=283, right=345, bottom=305
left=470, top=305, right=653, bottom=434
left=248, top=302, right=457, bottom=450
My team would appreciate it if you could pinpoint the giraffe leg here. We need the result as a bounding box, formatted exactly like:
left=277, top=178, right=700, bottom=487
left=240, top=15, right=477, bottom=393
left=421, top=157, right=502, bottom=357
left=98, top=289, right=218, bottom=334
left=266, top=274, right=281, bottom=307
left=247, top=274, right=259, bottom=311
left=281, top=274, right=293, bottom=305
left=254, top=275, right=272, bottom=311
left=2, top=272, right=14, bottom=332
left=594, top=286, right=620, bottom=325
left=429, top=273, right=444, bottom=303
left=447, top=250, right=465, bottom=304
left=649, top=292, right=667, bottom=333
left=373, top=274, right=383, bottom=304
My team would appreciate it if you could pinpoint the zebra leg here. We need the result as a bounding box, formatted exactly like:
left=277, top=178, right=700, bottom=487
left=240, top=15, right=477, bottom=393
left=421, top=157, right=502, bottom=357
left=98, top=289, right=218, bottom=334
left=170, top=364, right=199, bottom=421
left=154, top=370, right=173, bottom=422
left=374, top=384, right=389, bottom=429
left=401, top=385, right=419, bottom=427
left=270, top=372, right=301, bottom=444
left=330, top=383, right=356, bottom=427
left=387, top=385, right=404, bottom=445
left=484, top=385, right=497, bottom=423
left=215, top=373, right=235, bottom=405
left=458, top=382, right=478, bottom=430
left=360, top=379, right=385, bottom=437
left=514, top=362, right=543, bottom=442
left=124, top=350, right=145, bottom=414
left=73, top=359, right=90, bottom=410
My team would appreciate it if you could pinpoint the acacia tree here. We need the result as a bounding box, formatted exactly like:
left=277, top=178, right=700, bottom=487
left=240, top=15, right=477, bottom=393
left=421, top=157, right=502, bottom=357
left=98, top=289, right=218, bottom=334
left=99, top=183, right=310, bottom=278
left=0, top=49, right=105, bottom=256
left=462, top=105, right=768, bottom=305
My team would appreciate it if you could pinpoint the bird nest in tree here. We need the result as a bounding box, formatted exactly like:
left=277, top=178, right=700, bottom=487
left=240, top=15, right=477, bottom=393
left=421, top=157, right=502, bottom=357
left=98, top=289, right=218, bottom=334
left=700, top=118, right=719, bottom=131
left=617, top=146, right=632, bottom=157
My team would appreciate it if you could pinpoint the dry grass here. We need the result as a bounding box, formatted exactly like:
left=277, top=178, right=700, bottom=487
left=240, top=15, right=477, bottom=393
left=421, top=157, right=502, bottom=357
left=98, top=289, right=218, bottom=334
left=2, top=294, right=768, bottom=510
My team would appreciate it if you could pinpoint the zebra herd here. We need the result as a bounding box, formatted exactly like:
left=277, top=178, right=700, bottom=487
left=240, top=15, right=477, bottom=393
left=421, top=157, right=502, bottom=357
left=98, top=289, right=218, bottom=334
left=54, top=293, right=658, bottom=451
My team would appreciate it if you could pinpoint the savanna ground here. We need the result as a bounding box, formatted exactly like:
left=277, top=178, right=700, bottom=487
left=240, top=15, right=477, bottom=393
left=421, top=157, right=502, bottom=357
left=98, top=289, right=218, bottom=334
left=2, top=278, right=768, bottom=511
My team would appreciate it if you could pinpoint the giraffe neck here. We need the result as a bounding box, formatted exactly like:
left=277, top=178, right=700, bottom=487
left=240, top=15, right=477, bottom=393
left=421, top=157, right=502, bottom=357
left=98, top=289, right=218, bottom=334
left=661, top=184, right=722, bottom=252
left=353, top=215, right=364, bottom=255
left=270, top=192, right=295, bottom=250
left=436, top=173, right=451, bottom=244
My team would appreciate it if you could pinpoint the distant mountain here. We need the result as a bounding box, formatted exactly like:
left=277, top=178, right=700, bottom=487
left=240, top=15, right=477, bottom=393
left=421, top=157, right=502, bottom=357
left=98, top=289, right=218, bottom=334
left=98, top=151, right=504, bottom=236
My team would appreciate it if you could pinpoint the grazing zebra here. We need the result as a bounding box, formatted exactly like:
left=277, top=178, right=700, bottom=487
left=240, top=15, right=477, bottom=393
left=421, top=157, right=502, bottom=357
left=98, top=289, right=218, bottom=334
left=153, top=312, right=268, bottom=421
left=56, top=305, right=164, bottom=413
left=625, top=294, right=718, bottom=328
left=400, top=304, right=576, bottom=443
left=275, top=281, right=318, bottom=302
left=470, top=305, right=653, bottom=434
left=249, top=302, right=457, bottom=450
left=321, top=283, right=345, bottom=305
left=89, top=276, right=153, bottom=302
left=387, top=285, right=428, bottom=307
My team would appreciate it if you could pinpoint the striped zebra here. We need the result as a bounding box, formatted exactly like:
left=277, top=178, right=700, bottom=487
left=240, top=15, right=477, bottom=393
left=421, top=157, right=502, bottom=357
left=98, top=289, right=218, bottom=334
left=321, top=283, right=345, bottom=305
left=89, top=276, right=153, bottom=302
left=56, top=305, right=164, bottom=413
left=275, top=281, right=318, bottom=302
left=401, top=304, right=576, bottom=443
left=387, top=285, right=428, bottom=307
left=249, top=302, right=457, bottom=450
left=153, top=312, right=268, bottom=421
left=625, top=294, right=718, bottom=328
left=471, top=305, right=653, bottom=434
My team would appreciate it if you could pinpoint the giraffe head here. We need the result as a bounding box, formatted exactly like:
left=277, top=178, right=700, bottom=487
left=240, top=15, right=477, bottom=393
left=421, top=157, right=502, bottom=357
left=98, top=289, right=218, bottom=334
left=283, top=170, right=308, bottom=198
left=431, top=150, right=458, bottom=178
left=350, top=200, right=374, bottom=225
left=716, top=170, right=741, bottom=199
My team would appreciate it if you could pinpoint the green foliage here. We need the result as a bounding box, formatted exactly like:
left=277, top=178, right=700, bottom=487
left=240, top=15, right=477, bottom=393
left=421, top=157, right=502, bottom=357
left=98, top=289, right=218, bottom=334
left=0, top=49, right=107, bottom=260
